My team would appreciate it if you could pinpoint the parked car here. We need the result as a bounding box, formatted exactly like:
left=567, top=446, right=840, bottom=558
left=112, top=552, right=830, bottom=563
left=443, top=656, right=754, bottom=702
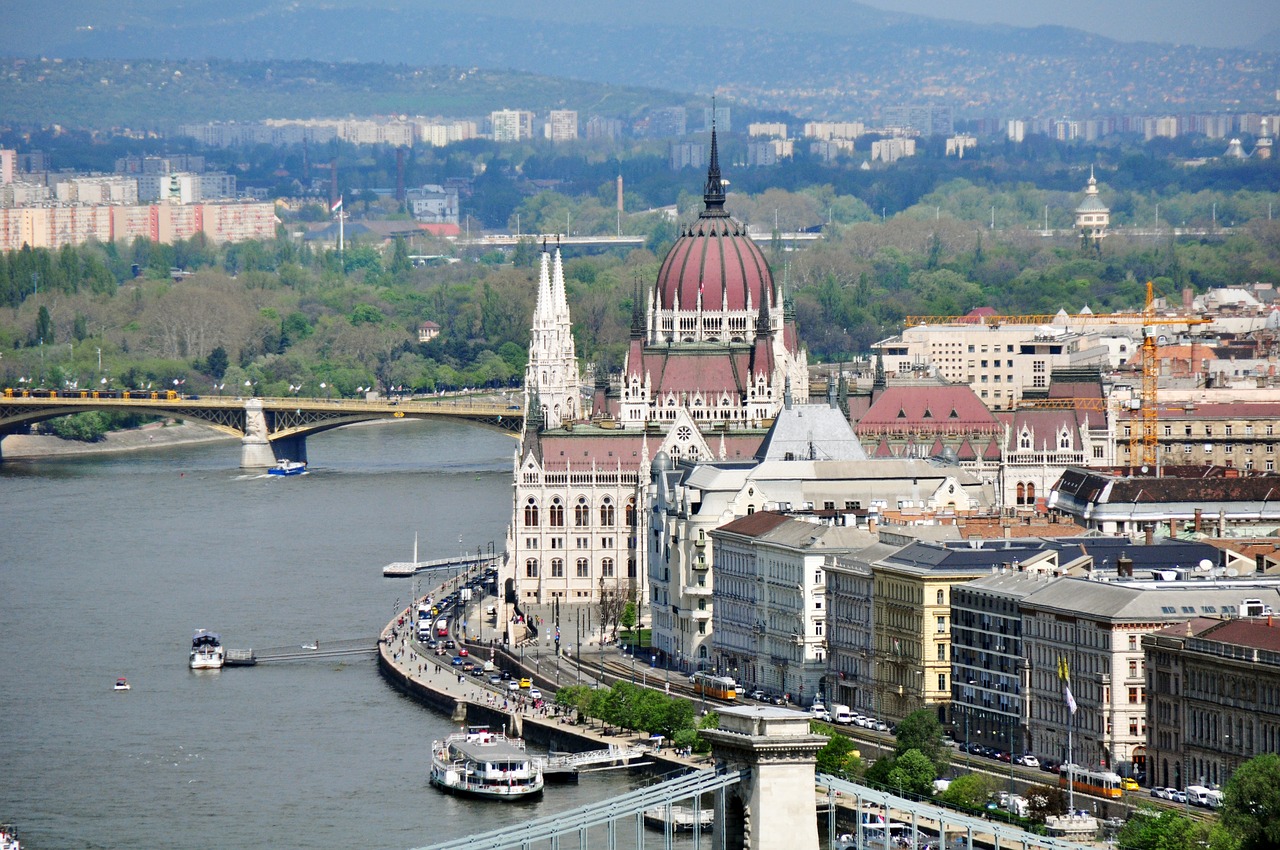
left=748, top=689, right=766, bottom=701
left=1015, top=754, right=1040, bottom=768
left=1120, top=777, right=1140, bottom=792
left=871, top=720, right=889, bottom=732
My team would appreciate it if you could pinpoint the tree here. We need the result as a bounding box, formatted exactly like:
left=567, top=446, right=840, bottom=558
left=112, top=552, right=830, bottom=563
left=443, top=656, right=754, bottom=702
left=1115, top=808, right=1215, bottom=850
left=1024, top=783, right=1067, bottom=824
left=1222, top=752, right=1280, bottom=850
left=205, top=345, right=229, bottom=379
left=894, top=709, right=950, bottom=774
left=937, top=773, right=996, bottom=810
left=816, top=733, right=863, bottom=779
left=35, top=305, right=54, bottom=345
left=885, top=749, right=936, bottom=798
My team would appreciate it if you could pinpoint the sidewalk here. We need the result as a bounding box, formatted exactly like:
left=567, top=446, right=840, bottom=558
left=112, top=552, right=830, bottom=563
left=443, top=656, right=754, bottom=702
left=377, top=592, right=706, bottom=768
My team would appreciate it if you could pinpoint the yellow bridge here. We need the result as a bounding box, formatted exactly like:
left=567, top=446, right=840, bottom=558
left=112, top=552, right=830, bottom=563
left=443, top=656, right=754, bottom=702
left=0, top=391, right=525, bottom=467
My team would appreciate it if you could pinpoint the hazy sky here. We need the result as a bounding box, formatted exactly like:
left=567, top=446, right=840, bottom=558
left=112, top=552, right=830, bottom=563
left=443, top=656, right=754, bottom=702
left=859, top=0, right=1280, bottom=48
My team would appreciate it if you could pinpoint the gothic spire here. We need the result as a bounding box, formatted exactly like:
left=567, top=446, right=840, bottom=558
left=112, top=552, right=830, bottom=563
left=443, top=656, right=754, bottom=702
left=702, top=118, right=728, bottom=218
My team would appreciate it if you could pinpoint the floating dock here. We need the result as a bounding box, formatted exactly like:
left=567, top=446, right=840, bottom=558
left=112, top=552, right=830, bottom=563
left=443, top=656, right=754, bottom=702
left=383, top=553, right=500, bottom=578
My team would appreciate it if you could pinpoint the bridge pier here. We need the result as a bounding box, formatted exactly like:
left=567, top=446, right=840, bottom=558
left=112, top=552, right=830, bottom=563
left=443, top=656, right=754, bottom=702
left=239, top=399, right=309, bottom=468
left=240, top=399, right=275, bottom=468
left=702, top=706, right=827, bottom=850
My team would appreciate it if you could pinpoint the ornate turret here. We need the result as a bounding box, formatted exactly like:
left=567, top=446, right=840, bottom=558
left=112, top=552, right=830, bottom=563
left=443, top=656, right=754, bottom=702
left=702, top=124, right=728, bottom=217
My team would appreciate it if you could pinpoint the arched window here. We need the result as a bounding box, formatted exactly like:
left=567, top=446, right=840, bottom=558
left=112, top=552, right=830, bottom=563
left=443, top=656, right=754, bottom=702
left=523, top=498, right=539, bottom=527
left=627, top=558, right=637, bottom=578
left=575, top=497, right=590, bottom=527
left=549, top=498, right=565, bottom=527
left=625, top=498, right=635, bottom=529
left=551, top=558, right=565, bottom=578
left=601, top=558, right=615, bottom=578
left=1019, top=429, right=1032, bottom=450
left=525, top=558, right=538, bottom=578
left=576, top=558, right=590, bottom=578
left=1016, top=483, right=1026, bottom=505
left=1059, top=430, right=1072, bottom=450
left=936, top=589, right=944, bottom=605
left=600, top=498, right=615, bottom=527
left=1026, top=482, right=1036, bottom=505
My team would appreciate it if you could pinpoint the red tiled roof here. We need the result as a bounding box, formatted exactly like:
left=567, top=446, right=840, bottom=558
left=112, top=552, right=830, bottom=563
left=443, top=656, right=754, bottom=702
left=855, top=385, right=1000, bottom=433
left=656, top=216, right=772, bottom=313
left=536, top=433, right=645, bottom=470
left=1199, top=618, right=1280, bottom=653
left=638, top=349, right=751, bottom=397
left=716, top=510, right=792, bottom=538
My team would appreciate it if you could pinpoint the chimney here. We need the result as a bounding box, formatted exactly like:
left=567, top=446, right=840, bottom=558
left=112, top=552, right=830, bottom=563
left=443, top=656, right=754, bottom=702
left=1117, top=553, right=1134, bottom=578
left=1194, top=508, right=1202, bottom=534
left=1144, top=524, right=1154, bottom=546
left=1182, top=286, right=1194, bottom=311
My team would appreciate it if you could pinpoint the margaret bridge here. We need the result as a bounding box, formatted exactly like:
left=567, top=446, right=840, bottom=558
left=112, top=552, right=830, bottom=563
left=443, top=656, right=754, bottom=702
left=0, top=391, right=526, bottom=467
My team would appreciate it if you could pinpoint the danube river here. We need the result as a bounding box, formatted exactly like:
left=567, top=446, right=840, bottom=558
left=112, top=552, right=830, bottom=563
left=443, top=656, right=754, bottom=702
left=0, top=420, right=646, bottom=850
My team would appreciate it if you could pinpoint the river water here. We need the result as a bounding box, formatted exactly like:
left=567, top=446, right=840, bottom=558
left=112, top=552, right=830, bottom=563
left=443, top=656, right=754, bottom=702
left=0, top=421, right=648, bottom=850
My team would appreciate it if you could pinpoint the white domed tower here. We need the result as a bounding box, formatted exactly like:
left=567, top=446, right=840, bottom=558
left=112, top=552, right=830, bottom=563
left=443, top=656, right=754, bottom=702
left=1075, top=166, right=1110, bottom=243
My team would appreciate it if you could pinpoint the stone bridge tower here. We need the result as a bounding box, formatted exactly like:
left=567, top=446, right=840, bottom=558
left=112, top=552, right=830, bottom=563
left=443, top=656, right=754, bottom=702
left=702, top=706, right=827, bottom=850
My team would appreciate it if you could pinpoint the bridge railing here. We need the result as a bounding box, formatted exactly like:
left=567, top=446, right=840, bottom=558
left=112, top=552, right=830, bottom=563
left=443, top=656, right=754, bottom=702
left=417, top=766, right=745, bottom=850
left=816, top=774, right=1097, bottom=850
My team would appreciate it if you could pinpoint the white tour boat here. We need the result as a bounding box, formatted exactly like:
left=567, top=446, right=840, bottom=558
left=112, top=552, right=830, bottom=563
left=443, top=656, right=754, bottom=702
left=268, top=459, right=307, bottom=476
left=189, top=630, right=225, bottom=669
left=429, top=727, right=544, bottom=799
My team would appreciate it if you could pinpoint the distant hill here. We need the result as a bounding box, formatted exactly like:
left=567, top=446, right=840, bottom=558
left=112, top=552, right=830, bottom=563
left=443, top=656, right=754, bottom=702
left=0, top=59, right=689, bottom=130
left=4, top=0, right=1278, bottom=117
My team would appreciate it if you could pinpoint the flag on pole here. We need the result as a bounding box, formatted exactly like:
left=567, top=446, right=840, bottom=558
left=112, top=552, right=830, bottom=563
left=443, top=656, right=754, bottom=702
left=1058, top=657, right=1078, bottom=715
left=331, top=196, right=343, bottom=214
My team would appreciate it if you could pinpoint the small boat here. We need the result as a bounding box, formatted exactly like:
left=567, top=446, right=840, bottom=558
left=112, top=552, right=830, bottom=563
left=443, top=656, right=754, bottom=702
left=301, top=642, right=318, bottom=651
left=114, top=677, right=130, bottom=691
left=190, top=629, right=225, bottom=670
left=1, top=823, right=21, bottom=850
left=429, top=726, right=544, bottom=799
left=268, top=460, right=307, bottom=476
left=642, top=805, right=714, bottom=833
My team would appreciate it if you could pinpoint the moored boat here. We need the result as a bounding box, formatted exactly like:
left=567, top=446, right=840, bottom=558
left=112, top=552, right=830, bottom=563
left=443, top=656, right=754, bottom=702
left=268, top=460, right=307, bottom=476
left=642, top=805, right=714, bottom=833
left=189, top=630, right=225, bottom=669
left=428, top=727, right=544, bottom=799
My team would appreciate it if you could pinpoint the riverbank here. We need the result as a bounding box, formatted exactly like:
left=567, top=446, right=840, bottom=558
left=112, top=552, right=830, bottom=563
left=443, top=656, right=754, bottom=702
left=0, top=421, right=235, bottom=460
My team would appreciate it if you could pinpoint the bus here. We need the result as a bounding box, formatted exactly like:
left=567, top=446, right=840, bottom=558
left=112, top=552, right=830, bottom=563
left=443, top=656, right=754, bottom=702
left=1059, top=765, right=1123, bottom=799
left=690, top=672, right=737, bottom=700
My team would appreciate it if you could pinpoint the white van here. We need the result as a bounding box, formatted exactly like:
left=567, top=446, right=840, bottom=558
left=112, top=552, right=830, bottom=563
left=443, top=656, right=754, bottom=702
left=1185, top=785, right=1212, bottom=807
left=832, top=704, right=854, bottom=725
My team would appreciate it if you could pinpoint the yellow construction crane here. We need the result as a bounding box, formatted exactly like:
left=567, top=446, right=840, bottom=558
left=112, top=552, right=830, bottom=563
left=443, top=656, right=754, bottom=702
left=1129, top=281, right=1213, bottom=467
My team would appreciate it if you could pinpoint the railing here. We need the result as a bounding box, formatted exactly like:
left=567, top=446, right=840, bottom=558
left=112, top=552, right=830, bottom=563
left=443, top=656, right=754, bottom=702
left=416, top=766, right=746, bottom=850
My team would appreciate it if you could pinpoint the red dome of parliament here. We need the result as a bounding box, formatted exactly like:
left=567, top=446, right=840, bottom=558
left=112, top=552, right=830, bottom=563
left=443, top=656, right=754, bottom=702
left=655, top=131, right=774, bottom=313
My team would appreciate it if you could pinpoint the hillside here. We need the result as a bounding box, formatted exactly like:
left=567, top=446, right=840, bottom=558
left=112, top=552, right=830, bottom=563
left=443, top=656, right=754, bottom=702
left=3, top=0, right=1277, bottom=118
left=0, top=59, right=687, bottom=130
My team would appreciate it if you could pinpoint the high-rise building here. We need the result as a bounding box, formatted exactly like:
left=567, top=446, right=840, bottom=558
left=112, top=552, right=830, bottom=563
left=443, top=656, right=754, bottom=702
left=490, top=110, right=535, bottom=142
left=545, top=111, right=579, bottom=143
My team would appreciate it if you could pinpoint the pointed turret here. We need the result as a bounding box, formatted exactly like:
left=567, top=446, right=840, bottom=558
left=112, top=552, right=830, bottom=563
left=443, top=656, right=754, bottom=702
left=702, top=124, right=729, bottom=218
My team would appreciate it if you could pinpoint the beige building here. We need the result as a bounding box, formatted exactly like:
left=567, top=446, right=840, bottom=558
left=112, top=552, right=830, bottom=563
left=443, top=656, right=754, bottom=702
left=873, top=324, right=1110, bottom=409
left=1145, top=615, right=1280, bottom=790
